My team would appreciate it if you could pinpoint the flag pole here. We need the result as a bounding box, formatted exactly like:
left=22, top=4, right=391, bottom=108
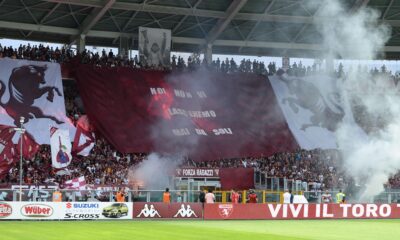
left=14, top=117, right=25, bottom=202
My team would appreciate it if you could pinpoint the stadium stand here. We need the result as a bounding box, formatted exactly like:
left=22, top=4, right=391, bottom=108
left=1, top=44, right=400, bottom=193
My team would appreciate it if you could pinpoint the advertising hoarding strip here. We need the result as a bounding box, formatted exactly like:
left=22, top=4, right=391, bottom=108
left=1, top=202, right=400, bottom=220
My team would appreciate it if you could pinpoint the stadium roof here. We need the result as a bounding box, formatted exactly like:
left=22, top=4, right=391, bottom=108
left=1, top=0, right=400, bottom=58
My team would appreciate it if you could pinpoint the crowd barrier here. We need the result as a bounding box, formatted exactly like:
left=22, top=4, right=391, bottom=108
left=1, top=202, right=400, bottom=220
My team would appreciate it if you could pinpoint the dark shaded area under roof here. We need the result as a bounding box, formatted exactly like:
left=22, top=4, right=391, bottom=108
left=0, top=0, right=400, bottom=59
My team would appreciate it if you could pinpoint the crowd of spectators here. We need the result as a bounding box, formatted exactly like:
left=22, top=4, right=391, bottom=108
left=0, top=43, right=279, bottom=75
left=79, top=48, right=278, bottom=75
left=2, top=142, right=349, bottom=192
left=0, top=43, right=74, bottom=63
left=184, top=149, right=348, bottom=191
left=1, top=139, right=147, bottom=187
left=3, top=43, right=400, bottom=82
left=1, top=43, right=400, bottom=192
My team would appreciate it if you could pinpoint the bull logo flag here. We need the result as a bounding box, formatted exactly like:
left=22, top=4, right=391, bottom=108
left=0, top=64, right=63, bottom=126
left=0, top=58, right=71, bottom=145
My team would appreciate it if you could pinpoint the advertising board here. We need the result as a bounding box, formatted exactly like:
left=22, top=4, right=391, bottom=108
left=204, top=203, right=400, bottom=220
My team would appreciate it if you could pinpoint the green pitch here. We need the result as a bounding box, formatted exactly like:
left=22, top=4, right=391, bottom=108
left=0, top=220, right=399, bottom=240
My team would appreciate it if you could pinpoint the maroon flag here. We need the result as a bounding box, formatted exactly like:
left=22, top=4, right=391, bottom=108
left=16, top=131, right=40, bottom=159
left=75, top=67, right=298, bottom=161
left=72, top=115, right=95, bottom=156
left=0, top=125, right=17, bottom=179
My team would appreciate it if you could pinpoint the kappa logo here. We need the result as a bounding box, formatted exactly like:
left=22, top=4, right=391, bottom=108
left=218, top=204, right=234, bottom=218
left=136, top=204, right=161, bottom=218
left=174, top=204, right=198, bottom=218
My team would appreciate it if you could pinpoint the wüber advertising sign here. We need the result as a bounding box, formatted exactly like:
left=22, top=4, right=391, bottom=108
left=1, top=202, right=62, bottom=219
left=21, top=203, right=54, bottom=218
left=175, top=168, right=219, bottom=178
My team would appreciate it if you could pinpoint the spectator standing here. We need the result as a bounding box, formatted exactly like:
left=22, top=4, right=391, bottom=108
left=52, top=188, right=62, bottom=202
left=163, top=188, right=171, bottom=203
left=283, top=189, right=292, bottom=204
left=336, top=189, right=346, bottom=203
left=321, top=190, right=332, bottom=203
left=205, top=189, right=215, bottom=204
left=116, top=188, right=125, bottom=202
left=247, top=189, right=258, bottom=203
left=230, top=189, right=240, bottom=204
left=199, top=190, right=205, bottom=204
left=176, top=192, right=183, bottom=203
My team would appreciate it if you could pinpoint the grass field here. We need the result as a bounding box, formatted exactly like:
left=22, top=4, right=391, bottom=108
left=0, top=220, right=399, bottom=240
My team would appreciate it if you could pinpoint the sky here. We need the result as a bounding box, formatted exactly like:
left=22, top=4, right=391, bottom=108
left=2, top=38, right=400, bottom=73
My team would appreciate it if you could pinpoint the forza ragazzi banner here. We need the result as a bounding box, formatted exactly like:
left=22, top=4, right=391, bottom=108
left=204, top=203, right=400, bottom=220
left=0, top=202, right=133, bottom=220
left=175, top=168, right=219, bottom=178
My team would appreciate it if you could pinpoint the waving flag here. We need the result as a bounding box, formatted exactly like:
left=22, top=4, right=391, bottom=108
left=64, top=176, right=86, bottom=190
left=0, top=58, right=74, bottom=144
left=269, top=73, right=365, bottom=149
left=72, top=115, right=95, bottom=156
left=50, top=127, right=72, bottom=169
left=76, top=66, right=298, bottom=161
left=0, top=125, right=17, bottom=179
left=16, top=131, right=40, bottom=159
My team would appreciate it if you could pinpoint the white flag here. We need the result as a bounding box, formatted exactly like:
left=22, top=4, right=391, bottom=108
left=139, top=27, right=171, bottom=67
left=50, top=127, right=72, bottom=169
left=269, top=74, right=349, bottom=149
left=0, top=58, right=75, bottom=144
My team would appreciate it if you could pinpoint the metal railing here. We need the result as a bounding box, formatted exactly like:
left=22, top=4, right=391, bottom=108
left=254, top=173, right=310, bottom=192
left=303, top=190, right=400, bottom=204
left=2, top=188, right=400, bottom=203
left=0, top=189, right=285, bottom=203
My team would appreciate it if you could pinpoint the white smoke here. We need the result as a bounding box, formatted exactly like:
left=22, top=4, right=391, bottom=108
left=315, top=0, right=389, bottom=59
left=312, top=0, right=399, bottom=200
left=128, top=153, right=183, bottom=190
left=131, top=70, right=212, bottom=190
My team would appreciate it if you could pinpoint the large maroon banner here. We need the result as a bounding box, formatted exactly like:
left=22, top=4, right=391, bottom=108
left=204, top=203, right=400, bottom=220
left=219, top=168, right=254, bottom=190
left=75, top=66, right=298, bottom=161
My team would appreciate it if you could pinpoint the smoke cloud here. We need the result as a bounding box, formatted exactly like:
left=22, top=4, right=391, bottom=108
left=130, top=68, right=216, bottom=189
left=128, top=153, right=183, bottom=190
left=311, top=0, right=398, bottom=200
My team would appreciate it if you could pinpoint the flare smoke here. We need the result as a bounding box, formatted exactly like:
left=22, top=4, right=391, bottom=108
left=312, top=0, right=398, bottom=200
